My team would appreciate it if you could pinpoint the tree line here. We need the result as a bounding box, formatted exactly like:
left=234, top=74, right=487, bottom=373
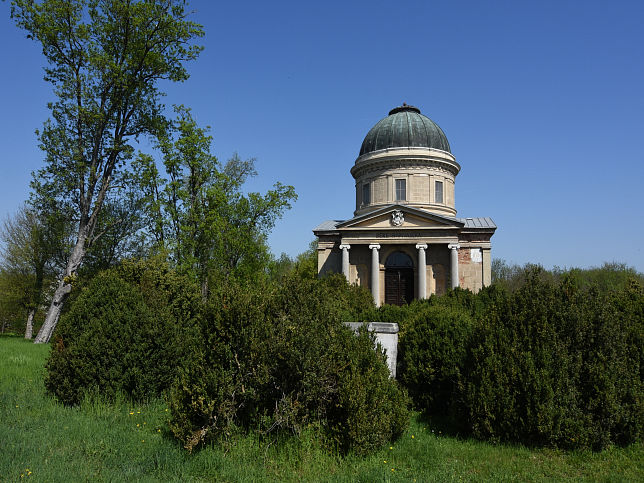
left=2, top=0, right=295, bottom=341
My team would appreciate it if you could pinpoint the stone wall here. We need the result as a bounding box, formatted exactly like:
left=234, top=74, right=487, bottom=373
left=458, top=247, right=483, bottom=292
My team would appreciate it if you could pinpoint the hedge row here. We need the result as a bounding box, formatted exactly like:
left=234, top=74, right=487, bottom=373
left=395, top=270, right=643, bottom=450
left=168, top=272, right=409, bottom=454
left=45, top=261, right=408, bottom=455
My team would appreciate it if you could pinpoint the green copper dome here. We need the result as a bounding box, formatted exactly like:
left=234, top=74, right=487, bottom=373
left=359, top=104, right=451, bottom=156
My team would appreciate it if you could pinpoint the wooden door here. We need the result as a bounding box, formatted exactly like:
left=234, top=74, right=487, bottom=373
left=385, top=267, right=414, bottom=305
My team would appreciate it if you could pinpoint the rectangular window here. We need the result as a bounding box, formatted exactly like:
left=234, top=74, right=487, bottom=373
left=395, top=179, right=406, bottom=201
left=362, top=182, right=370, bottom=205
left=435, top=180, right=443, bottom=204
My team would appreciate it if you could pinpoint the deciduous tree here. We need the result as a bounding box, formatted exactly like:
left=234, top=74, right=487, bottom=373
left=133, top=106, right=297, bottom=298
left=0, top=204, right=67, bottom=338
left=11, top=0, right=204, bottom=342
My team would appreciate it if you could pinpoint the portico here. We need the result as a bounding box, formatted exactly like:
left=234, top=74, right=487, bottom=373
left=314, top=104, right=496, bottom=305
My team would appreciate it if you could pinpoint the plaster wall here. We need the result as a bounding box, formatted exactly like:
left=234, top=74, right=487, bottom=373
left=317, top=238, right=341, bottom=276
left=352, top=148, right=460, bottom=217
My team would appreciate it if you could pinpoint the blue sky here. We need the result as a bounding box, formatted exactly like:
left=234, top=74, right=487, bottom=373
left=1, top=0, right=643, bottom=271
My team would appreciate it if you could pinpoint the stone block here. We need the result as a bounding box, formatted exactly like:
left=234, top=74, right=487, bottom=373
left=344, top=322, right=399, bottom=378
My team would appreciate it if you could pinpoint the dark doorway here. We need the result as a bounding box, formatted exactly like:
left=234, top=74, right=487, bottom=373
left=385, top=251, right=414, bottom=306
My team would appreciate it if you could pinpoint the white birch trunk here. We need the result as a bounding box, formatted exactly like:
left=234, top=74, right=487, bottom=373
left=24, top=308, right=35, bottom=340
left=34, top=236, right=86, bottom=344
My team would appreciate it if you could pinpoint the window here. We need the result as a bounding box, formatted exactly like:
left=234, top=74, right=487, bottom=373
left=435, top=180, right=443, bottom=204
left=395, top=179, right=406, bottom=201
left=362, top=182, right=370, bottom=205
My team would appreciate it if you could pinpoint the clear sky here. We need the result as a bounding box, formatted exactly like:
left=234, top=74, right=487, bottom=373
left=1, top=0, right=643, bottom=272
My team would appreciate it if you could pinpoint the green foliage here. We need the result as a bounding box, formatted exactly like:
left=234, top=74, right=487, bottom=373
left=492, top=259, right=643, bottom=293
left=465, top=270, right=643, bottom=449
left=398, top=305, right=473, bottom=426
left=0, top=270, right=28, bottom=334
left=11, top=0, right=204, bottom=342
left=356, top=302, right=413, bottom=328
left=0, top=204, right=69, bottom=336
left=4, top=337, right=644, bottom=481
left=133, top=106, right=297, bottom=293
left=358, top=264, right=642, bottom=450
left=44, top=259, right=201, bottom=405
left=168, top=272, right=408, bottom=455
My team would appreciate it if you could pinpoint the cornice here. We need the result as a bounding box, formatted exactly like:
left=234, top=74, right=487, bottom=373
left=351, top=148, right=460, bottom=179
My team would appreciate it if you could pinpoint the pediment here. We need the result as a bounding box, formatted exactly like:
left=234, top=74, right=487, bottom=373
left=337, top=205, right=464, bottom=230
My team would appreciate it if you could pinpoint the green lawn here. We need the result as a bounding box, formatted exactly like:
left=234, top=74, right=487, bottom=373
left=1, top=336, right=642, bottom=481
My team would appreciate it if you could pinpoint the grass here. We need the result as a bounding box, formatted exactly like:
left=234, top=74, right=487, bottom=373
left=1, top=335, right=642, bottom=482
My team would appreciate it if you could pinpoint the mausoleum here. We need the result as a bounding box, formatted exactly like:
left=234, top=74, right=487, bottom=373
left=313, top=104, right=496, bottom=306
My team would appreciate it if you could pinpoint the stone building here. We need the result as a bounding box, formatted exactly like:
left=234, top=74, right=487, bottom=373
left=313, top=104, right=496, bottom=306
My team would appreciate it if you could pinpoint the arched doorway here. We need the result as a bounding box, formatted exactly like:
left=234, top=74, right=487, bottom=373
left=385, top=251, right=414, bottom=305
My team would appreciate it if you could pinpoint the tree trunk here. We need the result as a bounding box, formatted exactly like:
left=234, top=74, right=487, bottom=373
left=200, top=277, right=209, bottom=303
left=34, top=236, right=86, bottom=344
left=24, top=308, right=35, bottom=340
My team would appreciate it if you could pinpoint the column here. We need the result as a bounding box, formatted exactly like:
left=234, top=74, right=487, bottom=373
left=339, top=244, right=350, bottom=282
left=369, top=243, right=381, bottom=307
left=448, top=243, right=460, bottom=289
left=416, top=243, right=427, bottom=300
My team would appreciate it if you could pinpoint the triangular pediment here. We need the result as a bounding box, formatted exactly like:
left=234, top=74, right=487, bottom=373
left=337, top=205, right=464, bottom=230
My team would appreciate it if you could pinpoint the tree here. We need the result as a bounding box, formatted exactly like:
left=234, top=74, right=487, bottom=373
left=11, top=0, right=204, bottom=342
left=0, top=270, right=23, bottom=334
left=133, top=106, right=297, bottom=298
left=0, top=204, right=67, bottom=338
left=79, top=185, right=148, bottom=276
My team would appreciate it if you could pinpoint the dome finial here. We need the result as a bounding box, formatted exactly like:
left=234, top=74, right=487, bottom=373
left=388, top=103, right=420, bottom=115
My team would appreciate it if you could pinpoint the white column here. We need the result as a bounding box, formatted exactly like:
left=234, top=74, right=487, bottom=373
left=448, top=244, right=460, bottom=289
left=339, top=244, right=350, bottom=282
left=369, top=243, right=381, bottom=307
left=416, top=243, right=427, bottom=300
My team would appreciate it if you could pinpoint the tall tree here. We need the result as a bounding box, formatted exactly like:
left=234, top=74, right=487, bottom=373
left=133, top=106, right=297, bottom=298
left=11, top=0, right=203, bottom=342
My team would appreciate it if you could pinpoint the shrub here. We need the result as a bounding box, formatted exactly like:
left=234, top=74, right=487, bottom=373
left=371, top=267, right=642, bottom=450
left=398, top=305, right=473, bottom=427
left=465, top=270, right=643, bottom=449
left=45, top=259, right=201, bottom=405
left=168, top=273, right=409, bottom=455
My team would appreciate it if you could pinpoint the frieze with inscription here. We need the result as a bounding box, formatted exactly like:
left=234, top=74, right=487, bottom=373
left=346, top=230, right=457, bottom=239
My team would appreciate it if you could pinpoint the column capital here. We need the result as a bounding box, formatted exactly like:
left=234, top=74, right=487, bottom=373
left=368, top=243, right=381, bottom=250
left=415, top=243, right=428, bottom=250
left=448, top=243, right=460, bottom=250
left=339, top=244, right=351, bottom=250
